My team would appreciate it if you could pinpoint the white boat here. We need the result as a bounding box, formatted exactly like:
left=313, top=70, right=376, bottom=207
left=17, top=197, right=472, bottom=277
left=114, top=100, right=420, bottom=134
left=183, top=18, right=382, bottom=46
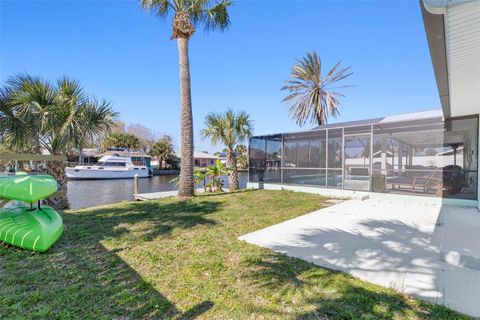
left=66, top=154, right=150, bottom=180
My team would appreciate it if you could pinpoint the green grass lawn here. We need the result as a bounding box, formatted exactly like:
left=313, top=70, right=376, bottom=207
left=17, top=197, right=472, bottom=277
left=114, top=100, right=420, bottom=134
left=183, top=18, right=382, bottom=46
left=0, top=190, right=468, bottom=319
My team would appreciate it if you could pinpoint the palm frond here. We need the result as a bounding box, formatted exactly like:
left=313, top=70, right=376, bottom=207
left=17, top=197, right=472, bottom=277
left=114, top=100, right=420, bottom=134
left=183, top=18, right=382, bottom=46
left=140, top=0, right=172, bottom=19
left=1, top=74, right=117, bottom=155
left=203, top=0, right=231, bottom=31
left=140, top=0, right=232, bottom=36
left=201, top=109, right=253, bottom=149
left=281, top=50, right=353, bottom=126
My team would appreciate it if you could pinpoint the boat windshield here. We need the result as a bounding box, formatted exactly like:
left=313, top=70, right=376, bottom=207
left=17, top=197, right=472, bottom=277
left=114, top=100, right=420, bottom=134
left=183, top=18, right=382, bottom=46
left=97, top=162, right=127, bottom=167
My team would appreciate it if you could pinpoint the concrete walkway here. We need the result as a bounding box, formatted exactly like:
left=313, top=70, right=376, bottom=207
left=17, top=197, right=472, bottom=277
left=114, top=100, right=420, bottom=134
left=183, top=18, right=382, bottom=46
left=239, top=198, right=480, bottom=317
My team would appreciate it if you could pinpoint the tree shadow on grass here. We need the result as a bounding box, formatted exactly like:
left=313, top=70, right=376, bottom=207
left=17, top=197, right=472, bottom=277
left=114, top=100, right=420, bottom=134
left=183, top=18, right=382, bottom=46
left=67, top=199, right=220, bottom=243
left=198, top=188, right=258, bottom=197
left=0, top=198, right=220, bottom=319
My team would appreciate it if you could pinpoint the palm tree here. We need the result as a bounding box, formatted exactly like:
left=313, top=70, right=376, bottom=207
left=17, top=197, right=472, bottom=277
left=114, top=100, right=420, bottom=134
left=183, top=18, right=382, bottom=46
left=200, top=109, right=253, bottom=191
left=140, top=0, right=232, bottom=197
left=1, top=74, right=118, bottom=209
left=235, top=144, right=248, bottom=169
left=235, top=144, right=247, bottom=153
left=102, top=132, right=141, bottom=150
left=203, top=159, right=232, bottom=192
left=282, top=51, right=353, bottom=126
left=150, top=135, right=174, bottom=169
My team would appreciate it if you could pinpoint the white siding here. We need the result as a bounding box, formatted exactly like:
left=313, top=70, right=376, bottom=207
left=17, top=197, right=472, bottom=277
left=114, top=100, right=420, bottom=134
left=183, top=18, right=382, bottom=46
left=444, top=1, right=480, bottom=117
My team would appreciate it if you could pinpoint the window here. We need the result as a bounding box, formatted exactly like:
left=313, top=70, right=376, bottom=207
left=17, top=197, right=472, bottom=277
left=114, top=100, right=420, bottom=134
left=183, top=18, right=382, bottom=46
left=97, top=161, right=126, bottom=167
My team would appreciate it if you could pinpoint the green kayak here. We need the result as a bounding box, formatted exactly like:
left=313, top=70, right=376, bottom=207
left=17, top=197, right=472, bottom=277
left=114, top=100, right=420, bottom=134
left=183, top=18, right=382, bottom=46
left=0, top=173, right=57, bottom=203
left=0, top=204, right=63, bottom=252
left=0, top=173, right=63, bottom=252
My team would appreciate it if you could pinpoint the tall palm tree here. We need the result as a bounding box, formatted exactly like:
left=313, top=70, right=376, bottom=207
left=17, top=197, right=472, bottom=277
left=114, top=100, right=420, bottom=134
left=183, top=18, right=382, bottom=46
left=282, top=51, right=353, bottom=126
left=201, top=109, right=253, bottom=191
left=1, top=74, right=118, bottom=209
left=140, top=0, right=232, bottom=197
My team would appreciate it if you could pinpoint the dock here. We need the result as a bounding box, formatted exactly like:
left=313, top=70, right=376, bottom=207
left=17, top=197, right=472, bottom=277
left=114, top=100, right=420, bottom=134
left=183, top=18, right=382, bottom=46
left=134, top=188, right=217, bottom=201
left=134, top=190, right=179, bottom=201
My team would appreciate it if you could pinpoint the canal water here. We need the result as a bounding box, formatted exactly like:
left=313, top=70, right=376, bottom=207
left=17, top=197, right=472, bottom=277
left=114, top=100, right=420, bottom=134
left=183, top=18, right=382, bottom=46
left=67, top=171, right=248, bottom=209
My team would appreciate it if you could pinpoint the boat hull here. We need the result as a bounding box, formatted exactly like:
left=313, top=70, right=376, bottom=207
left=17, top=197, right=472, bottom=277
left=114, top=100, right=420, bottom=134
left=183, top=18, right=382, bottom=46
left=66, top=167, right=150, bottom=180
left=0, top=204, right=63, bottom=252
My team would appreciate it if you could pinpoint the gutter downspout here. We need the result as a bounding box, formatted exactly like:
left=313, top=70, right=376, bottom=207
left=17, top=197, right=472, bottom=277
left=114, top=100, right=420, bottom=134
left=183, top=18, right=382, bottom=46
left=423, top=0, right=474, bottom=14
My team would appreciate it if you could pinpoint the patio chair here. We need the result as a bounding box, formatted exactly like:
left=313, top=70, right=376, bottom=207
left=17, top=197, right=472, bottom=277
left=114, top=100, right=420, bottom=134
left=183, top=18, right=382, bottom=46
left=388, top=166, right=443, bottom=195
left=410, top=169, right=443, bottom=195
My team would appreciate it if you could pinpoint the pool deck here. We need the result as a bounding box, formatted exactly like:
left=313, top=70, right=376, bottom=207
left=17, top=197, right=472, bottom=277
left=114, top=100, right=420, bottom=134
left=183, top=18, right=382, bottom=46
left=239, top=197, right=480, bottom=317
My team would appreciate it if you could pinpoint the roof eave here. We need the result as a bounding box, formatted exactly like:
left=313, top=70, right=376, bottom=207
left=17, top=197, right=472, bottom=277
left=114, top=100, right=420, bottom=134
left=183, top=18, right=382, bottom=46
left=420, top=0, right=451, bottom=118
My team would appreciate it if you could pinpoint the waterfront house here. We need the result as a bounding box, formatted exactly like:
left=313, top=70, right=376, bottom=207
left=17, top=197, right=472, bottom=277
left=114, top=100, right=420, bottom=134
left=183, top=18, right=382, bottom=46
left=248, top=0, right=480, bottom=208
left=70, top=148, right=100, bottom=165
left=242, top=3, right=480, bottom=316
left=193, top=151, right=219, bottom=167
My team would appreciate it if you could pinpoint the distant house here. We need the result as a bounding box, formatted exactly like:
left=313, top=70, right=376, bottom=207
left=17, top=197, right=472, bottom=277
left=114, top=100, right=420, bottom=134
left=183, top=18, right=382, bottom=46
left=151, top=156, right=179, bottom=171
left=73, top=148, right=100, bottom=165
left=193, top=151, right=219, bottom=167
left=217, top=152, right=228, bottom=165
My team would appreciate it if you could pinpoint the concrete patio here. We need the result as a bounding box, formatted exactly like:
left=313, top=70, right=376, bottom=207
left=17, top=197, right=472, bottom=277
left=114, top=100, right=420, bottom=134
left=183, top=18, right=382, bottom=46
left=239, top=197, right=480, bottom=317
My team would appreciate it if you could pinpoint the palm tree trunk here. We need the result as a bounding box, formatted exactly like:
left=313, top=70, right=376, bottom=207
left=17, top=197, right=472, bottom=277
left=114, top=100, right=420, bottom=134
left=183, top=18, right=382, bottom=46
left=227, top=148, right=239, bottom=191
left=177, top=37, right=194, bottom=197
left=316, top=107, right=324, bottom=125
left=45, top=160, right=70, bottom=209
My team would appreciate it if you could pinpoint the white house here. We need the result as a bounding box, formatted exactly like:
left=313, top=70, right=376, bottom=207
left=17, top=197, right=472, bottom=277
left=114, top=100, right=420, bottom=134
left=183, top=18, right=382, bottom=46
left=247, top=0, right=480, bottom=208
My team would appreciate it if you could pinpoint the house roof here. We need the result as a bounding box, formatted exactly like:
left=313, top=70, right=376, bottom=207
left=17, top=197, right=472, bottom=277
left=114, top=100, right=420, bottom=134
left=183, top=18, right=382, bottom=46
left=217, top=152, right=240, bottom=158
left=77, top=148, right=99, bottom=157
left=252, top=109, right=445, bottom=139
left=193, top=151, right=219, bottom=159
left=311, top=109, right=443, bottom=131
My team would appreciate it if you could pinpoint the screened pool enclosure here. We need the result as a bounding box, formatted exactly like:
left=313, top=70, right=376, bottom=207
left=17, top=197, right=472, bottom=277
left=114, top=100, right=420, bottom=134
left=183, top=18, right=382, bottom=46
left=249, top=113, right=478, bottom=200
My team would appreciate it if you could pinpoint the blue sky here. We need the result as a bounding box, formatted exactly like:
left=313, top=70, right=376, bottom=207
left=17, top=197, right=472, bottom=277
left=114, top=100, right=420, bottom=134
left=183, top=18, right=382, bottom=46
left=0, top=0, right=439, bottom=153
